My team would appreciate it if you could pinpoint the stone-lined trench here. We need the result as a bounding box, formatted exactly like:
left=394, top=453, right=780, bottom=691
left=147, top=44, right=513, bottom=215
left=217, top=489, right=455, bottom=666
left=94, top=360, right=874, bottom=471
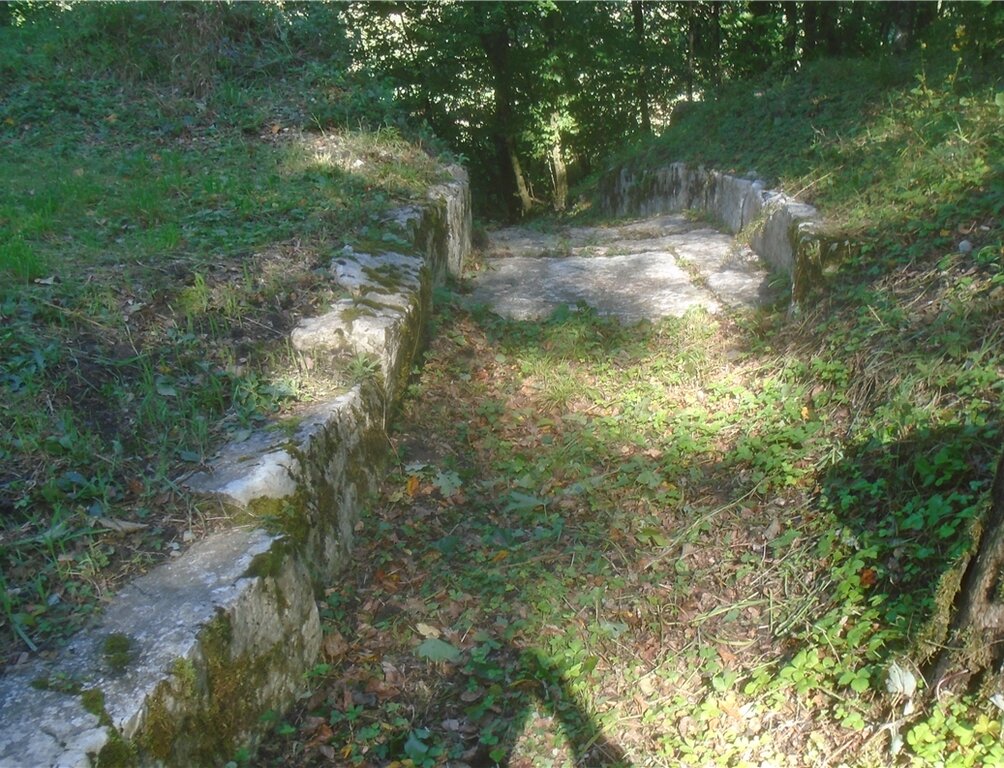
left=0, top=163, right=823, bottom=767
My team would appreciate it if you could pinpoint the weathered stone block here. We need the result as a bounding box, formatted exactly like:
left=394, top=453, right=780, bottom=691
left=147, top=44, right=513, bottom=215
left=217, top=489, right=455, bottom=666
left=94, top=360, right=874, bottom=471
left=598, top=162, right=824, bottom=309
left=0, top=168, right=471, bottom=768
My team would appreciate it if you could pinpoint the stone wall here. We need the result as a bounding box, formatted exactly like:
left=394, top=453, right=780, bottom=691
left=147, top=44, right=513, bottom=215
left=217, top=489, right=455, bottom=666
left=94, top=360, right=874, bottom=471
left=0, top=167, right=471, bottom=768
left=599, top=161, right=844, bottom=306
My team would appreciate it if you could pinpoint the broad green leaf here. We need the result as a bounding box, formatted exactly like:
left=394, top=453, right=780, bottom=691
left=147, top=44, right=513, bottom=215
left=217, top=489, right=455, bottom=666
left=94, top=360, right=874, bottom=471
left=416, top=637, right=461, bottom=663
left=433, top=470, right=462, bottom=497
left=503, top=492, right=546, bottom=512
left=404, top=732, right=429, bottom=761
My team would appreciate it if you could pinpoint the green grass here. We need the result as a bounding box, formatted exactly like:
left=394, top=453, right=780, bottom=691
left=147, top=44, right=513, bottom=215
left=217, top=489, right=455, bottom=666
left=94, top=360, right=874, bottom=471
left=594, top=49, right=1003, bottom=253
left=0, top=4, right=447, bottom=659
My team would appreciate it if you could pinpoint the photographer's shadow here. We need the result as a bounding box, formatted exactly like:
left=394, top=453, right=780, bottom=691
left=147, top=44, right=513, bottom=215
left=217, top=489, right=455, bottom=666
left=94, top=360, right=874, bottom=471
left=457, top=643, right=631, bottom=768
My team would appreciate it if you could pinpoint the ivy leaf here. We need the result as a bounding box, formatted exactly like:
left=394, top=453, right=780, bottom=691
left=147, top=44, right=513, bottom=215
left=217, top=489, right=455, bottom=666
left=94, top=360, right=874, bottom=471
left=416, top=637, right=461, bottom=663
left=404, top=731, right=429, bottom=761
left=433, top=470, right=462, bottom=497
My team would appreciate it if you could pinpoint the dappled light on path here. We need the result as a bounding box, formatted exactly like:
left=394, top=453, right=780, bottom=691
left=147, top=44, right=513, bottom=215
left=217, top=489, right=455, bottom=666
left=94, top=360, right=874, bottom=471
left=258, top=207, right=1004, bottom=766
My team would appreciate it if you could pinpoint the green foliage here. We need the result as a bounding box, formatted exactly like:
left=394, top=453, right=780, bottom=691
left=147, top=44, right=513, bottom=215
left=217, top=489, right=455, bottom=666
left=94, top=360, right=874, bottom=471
left=338, top=1, right=1004, bottom=219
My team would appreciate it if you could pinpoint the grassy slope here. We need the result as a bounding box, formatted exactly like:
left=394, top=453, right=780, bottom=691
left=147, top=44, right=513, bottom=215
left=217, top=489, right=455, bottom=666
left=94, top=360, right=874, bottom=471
left=587, top=42, right=1004, bottom=764
left=0, top=4, right=445, bottom=661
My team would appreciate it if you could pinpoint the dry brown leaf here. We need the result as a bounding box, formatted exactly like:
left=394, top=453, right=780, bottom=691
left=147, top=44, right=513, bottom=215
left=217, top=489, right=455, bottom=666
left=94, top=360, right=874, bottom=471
left=415, top=622, right=439, bottom=639
left=97, top=517, right=149, bottom=534
left=406, top=475, right=420, bottom=497
left=323, top=630, right=348, bottom=661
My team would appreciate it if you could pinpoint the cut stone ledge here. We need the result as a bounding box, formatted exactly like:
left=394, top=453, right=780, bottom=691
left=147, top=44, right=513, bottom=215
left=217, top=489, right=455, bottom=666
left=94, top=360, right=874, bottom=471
left=0, top=166, right=471, bottom=768
left=599, top=161, right=848, bottom=307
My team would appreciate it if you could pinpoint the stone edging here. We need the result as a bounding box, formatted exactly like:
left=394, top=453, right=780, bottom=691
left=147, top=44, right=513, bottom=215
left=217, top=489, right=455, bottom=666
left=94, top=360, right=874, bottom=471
left=0, top=167, right=471, bottom=768
left=599, top=161, right=846, bottom=306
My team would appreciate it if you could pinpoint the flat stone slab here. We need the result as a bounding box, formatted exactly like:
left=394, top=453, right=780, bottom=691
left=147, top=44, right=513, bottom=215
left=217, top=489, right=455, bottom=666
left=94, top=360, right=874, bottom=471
left=469, top=214, right=772, bottom=323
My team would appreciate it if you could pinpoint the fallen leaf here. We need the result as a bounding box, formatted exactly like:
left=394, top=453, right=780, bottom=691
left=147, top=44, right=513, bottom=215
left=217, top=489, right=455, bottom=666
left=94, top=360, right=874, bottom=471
left=764, top=517, right=782, bottom=540
left=415, top=622, right=440, bottom=639
left=717, top=646, right=738, bottom=666
left=415, top=637, right=460, bottom=663
left=859, top=567, right=878, bottom=587
left=887, top=661, right=917, bottom=698
left=323, top=630, right=348, bottom=661
left=300, top=715, right=326, bottom=737
left=406, top=475, right=420, bottom=497
left=97, top=517, right=149, bottom=534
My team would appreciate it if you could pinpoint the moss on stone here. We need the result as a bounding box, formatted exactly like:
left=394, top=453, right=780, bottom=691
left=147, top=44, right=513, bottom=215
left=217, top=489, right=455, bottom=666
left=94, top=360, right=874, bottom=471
left=250, top=496, right=311, bottom=548
left=96, top=736, right=138, bottom=768
left=102, top=632, right=133, bottom=672
left=134, top=613, right=252, bottom=764
left=170, top=657, right=198, bottom=698
left=31, top=672, right=82, bottom=694
left=244, top=540, right=295, bottom=615
left=137, top=679, right=178, bottom=761
left=340, top=304, right=376, bottom=324
left=361, top=264, right=410, bottom=292
left=80, top=687, right=139, bottom=767
left=80, top=688, right=107, bottom=721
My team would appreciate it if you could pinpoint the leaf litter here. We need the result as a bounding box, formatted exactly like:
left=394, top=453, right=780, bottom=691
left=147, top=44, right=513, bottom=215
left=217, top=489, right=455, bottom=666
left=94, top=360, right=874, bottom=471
left=252, top=298, right=912, bottom=768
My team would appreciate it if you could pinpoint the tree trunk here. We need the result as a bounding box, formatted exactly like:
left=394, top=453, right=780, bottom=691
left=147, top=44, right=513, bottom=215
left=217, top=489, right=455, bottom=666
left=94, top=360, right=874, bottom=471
left=802, top=1, right=819, bottom=59
left=818, top=1, right=841, bottom=56
left=782, top=1, right=800, bottom=68
left=480, top=21, right=532, bottom=219
left=748, top=0, right=774, bottom=74
left=507, top=137, right=533, bottom=217
left=632, top=0, right=651, bottom=134
left=929, top=450, right=1004, bottom=696
left=549, top=113, right=568, bottom=212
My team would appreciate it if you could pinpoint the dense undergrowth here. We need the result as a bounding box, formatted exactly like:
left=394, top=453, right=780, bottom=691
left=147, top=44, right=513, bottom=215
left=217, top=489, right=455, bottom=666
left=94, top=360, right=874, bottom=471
left=0, top=3, right=446, bottom=661
left=255, top=285, right=999, bottom=766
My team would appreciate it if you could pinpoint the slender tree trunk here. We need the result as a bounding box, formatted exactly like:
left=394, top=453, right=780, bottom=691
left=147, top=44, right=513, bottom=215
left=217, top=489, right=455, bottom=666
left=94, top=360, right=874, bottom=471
left=749, top=0, right=774, bottom=73
left=802, top=1, right=819, bottom=59
left=783, top=1, right=800, bottom=68
left=480, top=22, right=532, bottom=219
left=632, top=0, right=651, bottom=134
left=506, top=137, right=533, bottom=216
left=818, top=1, right=841, bottom=56
left=549, top=113, right=568, bottom=212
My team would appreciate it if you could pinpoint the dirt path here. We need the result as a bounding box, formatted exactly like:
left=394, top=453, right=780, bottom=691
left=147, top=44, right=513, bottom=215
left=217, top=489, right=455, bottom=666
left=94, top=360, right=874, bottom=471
left=256, top=221, right=869, bottom=767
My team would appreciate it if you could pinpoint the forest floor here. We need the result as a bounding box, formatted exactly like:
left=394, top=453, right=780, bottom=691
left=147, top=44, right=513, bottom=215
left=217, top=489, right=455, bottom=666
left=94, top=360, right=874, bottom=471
left=255, top=217, right=1003, bottom=768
